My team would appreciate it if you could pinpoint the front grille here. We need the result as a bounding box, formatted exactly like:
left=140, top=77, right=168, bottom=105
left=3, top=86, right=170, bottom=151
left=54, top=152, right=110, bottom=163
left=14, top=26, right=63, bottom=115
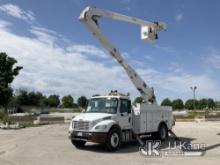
left=73, top=121, right=90, bottom=131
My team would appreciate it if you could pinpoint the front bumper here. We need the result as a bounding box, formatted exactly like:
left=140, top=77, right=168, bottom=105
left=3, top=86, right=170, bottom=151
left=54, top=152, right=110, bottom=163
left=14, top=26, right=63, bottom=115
left=69, top=131, right=107, bottom=143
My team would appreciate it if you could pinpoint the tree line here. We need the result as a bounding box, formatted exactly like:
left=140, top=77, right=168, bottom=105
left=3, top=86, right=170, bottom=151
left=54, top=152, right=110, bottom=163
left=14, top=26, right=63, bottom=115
left=161, top=98, right=216, bottom=110
left=134, top=97, right=216, bottom=110
left=10, top=90, right=88, bottom=109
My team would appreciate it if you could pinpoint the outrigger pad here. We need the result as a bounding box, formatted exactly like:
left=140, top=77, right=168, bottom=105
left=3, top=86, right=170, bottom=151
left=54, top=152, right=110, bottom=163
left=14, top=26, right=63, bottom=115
left=132, top=131, right=145, bottom=147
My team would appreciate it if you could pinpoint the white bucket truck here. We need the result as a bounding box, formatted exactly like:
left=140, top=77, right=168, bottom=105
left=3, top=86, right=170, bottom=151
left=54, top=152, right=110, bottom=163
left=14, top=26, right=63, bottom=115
left=69, top=6, right=174, bottom=151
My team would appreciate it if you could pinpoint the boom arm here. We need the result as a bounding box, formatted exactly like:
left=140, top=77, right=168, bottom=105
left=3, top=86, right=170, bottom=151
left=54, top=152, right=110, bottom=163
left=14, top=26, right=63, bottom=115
left=79, top=6, right=166, bottom=104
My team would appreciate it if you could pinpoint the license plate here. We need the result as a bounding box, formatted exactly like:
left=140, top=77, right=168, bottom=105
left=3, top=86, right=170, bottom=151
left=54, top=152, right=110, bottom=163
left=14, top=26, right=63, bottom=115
left=77, top=132, right=83, bottom=136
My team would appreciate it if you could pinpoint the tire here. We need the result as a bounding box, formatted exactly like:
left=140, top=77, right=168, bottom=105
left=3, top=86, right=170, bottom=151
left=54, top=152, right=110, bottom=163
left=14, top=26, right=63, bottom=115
left=157, top=124, right=168, bottom=141
left=105, top=127, right=121, bottom=151
left=71, top=140, right=86, bottom=148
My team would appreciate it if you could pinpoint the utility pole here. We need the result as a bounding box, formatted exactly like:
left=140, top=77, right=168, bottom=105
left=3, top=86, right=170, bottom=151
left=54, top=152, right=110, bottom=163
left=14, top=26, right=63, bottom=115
left=190, top=86, right=197, bottom=110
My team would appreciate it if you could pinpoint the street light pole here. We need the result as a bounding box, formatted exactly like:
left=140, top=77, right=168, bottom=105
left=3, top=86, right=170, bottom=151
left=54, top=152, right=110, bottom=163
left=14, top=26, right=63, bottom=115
left=190, top=86, right=197, bottom=110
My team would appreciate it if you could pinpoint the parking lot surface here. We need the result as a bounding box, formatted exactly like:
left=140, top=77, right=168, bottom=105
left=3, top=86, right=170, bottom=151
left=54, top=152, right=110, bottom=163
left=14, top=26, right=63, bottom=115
left=0, top=122, right=219, bottom=165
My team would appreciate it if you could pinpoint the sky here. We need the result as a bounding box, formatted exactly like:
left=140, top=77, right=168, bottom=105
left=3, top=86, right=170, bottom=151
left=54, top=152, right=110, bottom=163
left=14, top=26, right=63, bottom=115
left=0, top=0, right=220, bottom=103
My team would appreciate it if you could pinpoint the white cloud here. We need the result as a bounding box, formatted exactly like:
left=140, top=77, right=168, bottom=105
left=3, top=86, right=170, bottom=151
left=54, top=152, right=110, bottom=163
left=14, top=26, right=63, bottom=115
left=0, top=4, right=35, bottom=23
left=0, top=19, right=11, bottom=30
left=0, top=20, right=131, bottom=98
left=154, top=44, right=176, bottom=53
left=206, top=52, right=220, bottom=69
left=67, top=45, right=109, bottom=59
left=0, top=19, right=219, bottom=101
left=30, top=26, right=58, bottom=46
left=144, top=55, right=154, bottom=61
left=168, top=62, right=183, bottom=73
left=160, top=74, right=218, bottom=98
left=175, top=13, right=183, bottom=23
left=138, top=69, right=220, bottom=101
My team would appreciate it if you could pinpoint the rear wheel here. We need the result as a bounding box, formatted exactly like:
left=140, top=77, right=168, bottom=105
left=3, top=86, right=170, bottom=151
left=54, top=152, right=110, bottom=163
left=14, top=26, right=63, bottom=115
left=157, top=124, right=168, bottom=141
left=71, top=140, right=86, bottom=148
left=105, top=127, right=121, bottom=151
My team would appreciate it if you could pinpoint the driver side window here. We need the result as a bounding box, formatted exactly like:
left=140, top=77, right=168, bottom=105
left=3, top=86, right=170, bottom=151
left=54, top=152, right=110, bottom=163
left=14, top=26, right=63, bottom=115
left=120, top=99, right=131, bottom=113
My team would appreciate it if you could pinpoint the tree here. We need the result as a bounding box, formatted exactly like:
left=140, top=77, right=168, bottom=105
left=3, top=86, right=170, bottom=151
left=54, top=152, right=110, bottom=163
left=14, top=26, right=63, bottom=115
left=28, top=91, right=43, bottom=106
left=197, top=98, right=208, bottom=109
left=161, top=98, right=172, bottom=106
left=40, top=95, right=48, bottom=107
left=185, top=99, right=194, bottom=110
left=172, top=99, right=184, bottom=110
left=207, top=98, right=215, bottom=109
left=62, top=95, right=74, bottom=108
left=77, top=96, right=88, bottom=108
left=215, top=101, right=220, bottom=109
left=133, top=97, right=143, bottom=105
left=16, top=90, right=46, bottom=107
left=47, top=95, right=60, bottom=107
left=0, top=52, right=22, bottom=113
left=16, top=90, right=29, bottom=105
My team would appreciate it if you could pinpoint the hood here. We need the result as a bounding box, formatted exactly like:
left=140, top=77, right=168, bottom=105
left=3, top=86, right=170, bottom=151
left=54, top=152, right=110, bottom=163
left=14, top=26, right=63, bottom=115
left=73, top=113, right=113, bottom=122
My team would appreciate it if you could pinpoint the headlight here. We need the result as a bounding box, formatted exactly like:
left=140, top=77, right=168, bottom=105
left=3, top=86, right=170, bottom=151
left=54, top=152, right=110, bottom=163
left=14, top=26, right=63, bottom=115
left=95, top=124, right=107, bottom=130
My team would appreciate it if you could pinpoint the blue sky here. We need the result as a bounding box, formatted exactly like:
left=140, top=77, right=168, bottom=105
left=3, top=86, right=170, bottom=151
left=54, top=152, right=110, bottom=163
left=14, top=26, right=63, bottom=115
left=0, top=0, right=220, bottom=102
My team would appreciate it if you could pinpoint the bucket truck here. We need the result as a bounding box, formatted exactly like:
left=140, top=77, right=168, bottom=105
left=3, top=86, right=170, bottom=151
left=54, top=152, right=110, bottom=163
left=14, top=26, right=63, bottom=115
left=69, top=6, right=175, bottom=151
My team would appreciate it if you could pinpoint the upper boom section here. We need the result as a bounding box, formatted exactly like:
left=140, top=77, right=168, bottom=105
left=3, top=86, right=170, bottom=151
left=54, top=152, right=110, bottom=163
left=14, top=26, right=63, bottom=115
left=79, top=7, right=166, bottom=43
left=79, top=6, right=166, bottom=104
left=79, top=6, right=156, bottom=26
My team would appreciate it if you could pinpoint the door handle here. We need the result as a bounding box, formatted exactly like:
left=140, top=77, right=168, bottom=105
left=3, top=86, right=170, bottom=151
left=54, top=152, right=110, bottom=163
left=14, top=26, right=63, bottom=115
left=121, top=113, right=128, bottom=116
left=128, top=117, right=131, bottom=123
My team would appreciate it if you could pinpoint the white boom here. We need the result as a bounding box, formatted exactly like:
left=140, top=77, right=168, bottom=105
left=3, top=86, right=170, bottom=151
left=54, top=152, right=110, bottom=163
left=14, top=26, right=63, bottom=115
left=79, top=6, right=166, bottom=104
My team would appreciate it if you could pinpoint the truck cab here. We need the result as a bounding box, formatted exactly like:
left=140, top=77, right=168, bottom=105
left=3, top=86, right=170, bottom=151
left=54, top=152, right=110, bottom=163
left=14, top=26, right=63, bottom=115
left=69, top=91, right=134, bottom=150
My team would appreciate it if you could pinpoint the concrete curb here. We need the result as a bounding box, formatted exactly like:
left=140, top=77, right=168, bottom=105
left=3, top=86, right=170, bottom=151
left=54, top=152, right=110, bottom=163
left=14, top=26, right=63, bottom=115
left=176, top=118, right=220, bottom=122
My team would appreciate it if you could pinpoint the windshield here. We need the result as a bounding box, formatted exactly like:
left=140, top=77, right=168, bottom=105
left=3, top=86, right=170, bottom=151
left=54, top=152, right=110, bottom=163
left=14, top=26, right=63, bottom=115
left=86, top=98, right=118, bottom=114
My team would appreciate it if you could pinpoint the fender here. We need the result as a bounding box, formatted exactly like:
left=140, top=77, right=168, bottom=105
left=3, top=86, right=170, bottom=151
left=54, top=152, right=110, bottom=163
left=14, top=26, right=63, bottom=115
left=90, top=120, right=118, bottom=133
left=157, top=121, right=168, bottom=131
left=109, top=124, right=122, bottom=133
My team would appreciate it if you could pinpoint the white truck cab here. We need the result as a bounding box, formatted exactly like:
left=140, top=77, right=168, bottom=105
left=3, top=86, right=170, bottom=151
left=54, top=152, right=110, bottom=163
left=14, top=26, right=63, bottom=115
left=69, top=91, right=174, bottom=151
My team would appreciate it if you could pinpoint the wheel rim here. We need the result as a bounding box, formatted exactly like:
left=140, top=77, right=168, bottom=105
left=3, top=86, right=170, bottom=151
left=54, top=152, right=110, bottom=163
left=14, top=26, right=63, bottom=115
left=110, top=132, right=119, bottom=148
left=160, top=126, right=166, bottom=139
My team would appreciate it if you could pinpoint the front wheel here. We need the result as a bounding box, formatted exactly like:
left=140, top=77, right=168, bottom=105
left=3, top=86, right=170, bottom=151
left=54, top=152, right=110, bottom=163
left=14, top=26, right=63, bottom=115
left=71, top=140, right=86, bottom=148
left=105, top=128, right=121, bottom=151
